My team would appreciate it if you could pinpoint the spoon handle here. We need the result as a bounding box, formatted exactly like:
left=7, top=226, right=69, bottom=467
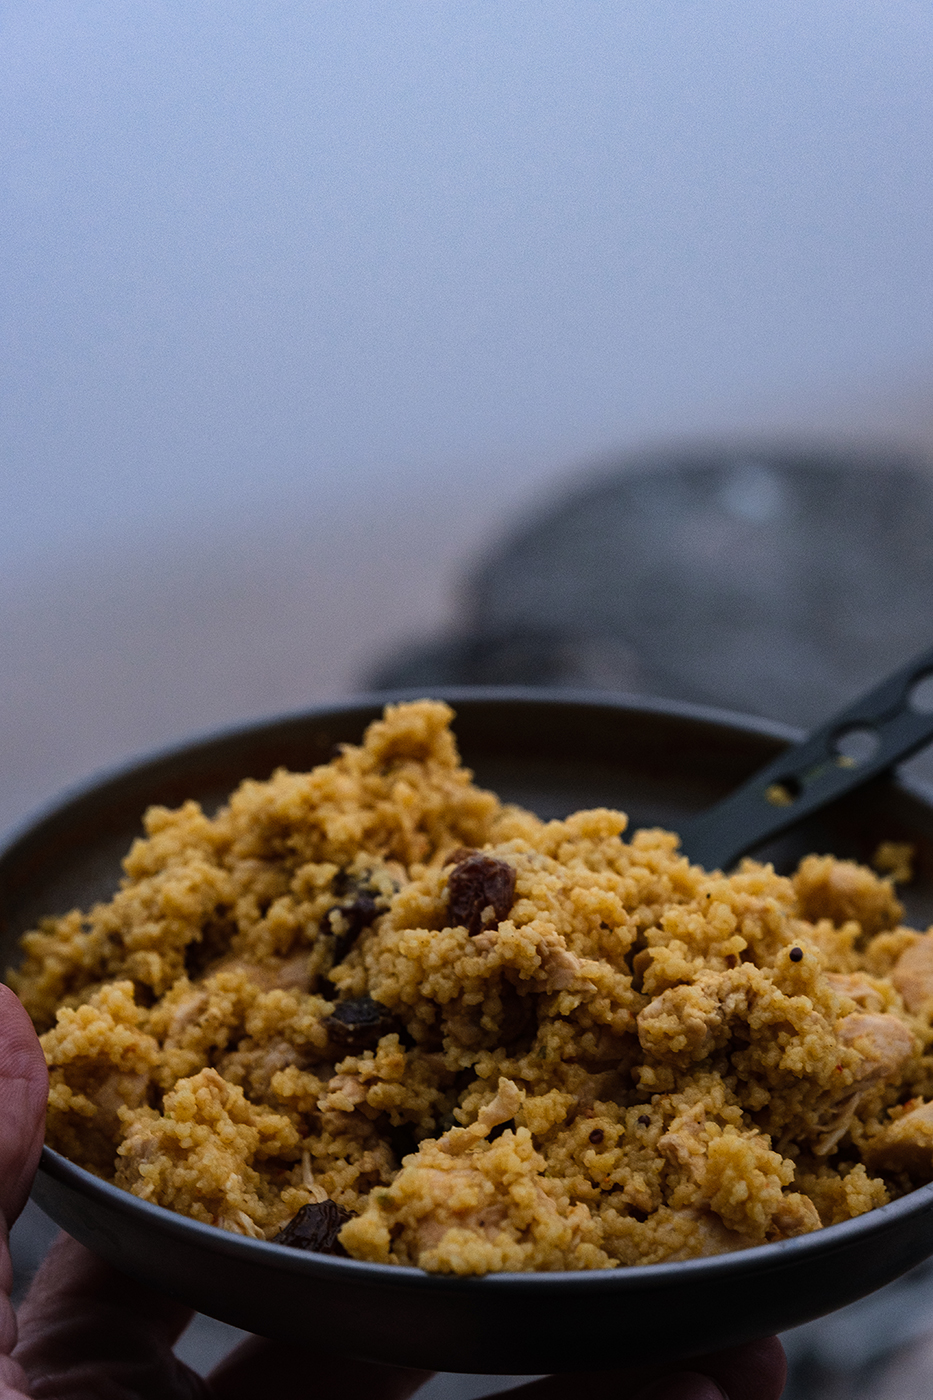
left=678, top=646, right=933, bottom=871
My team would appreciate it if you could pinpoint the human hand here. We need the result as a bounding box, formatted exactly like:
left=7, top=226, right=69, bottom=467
left=1, top=984, right=785, bottom=1399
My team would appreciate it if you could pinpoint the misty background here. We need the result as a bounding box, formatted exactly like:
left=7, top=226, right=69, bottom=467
left=5, top=5, right=933, bottom=1396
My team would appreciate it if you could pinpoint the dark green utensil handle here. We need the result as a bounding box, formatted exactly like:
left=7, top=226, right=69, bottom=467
left=679, top=645, right=933, bottom=871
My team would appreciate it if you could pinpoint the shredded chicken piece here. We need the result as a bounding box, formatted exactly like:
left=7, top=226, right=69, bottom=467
left=92, top=1069, right=150, bottom=1125
left=539, top=942, right=584, bottom=992
left=807, top=1015, right=914, bottom=1156
left=235, top=1209, right=266, bottom=1239
left=301, top=1149, right=329, bottom=1203
left=771, top=1193, right=821, bottom=1237
left=638, top=983, right=724, bottom=1064
left=438, top=1077, right=525, bottom=1155
left=270, top=953, right=313, bottom=992
left=836, top=1013, right=915, bottom=1085
left=813, top=1093, right=865, bottom=1158
left=794, top=855, right=902, bottom=935
left=892, top=936, right=933, bottom=1014
left=476, top=1078, right=524, bottom=1132
left=664, top=1209, right=752, bottom=1260
left=319, top=1073, right=368, bottom=1113
left=864, top=1101, right=933, bottom=1175
left=658, top=1104, right=707, bottom=1182
left=414, top=1170, right=510, bottom=1251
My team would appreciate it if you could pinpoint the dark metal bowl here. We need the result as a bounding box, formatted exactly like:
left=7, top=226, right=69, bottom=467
left=4, top=689, right=933, bottom=1374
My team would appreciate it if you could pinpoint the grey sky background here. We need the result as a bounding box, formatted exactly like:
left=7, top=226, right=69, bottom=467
left=5, top=10, right=933, bottom=1384
left=2, top=0, right=933, bottom=829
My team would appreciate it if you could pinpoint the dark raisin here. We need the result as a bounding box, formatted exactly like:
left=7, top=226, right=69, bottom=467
left=273, top=1200, right=352, bottom=1254
left=447, top=855, right=516, bottom=937
left=323, top=995, right=399, bottom=1050
left=789, top=947, right=803, bottom=962
left=589, top=1128, right=604, bottom=1144
left=322, top=890, right=381, bottom=965
left=445, top=846, right=478, bottom=866
left=637, top=1115, right=650, bottom=1127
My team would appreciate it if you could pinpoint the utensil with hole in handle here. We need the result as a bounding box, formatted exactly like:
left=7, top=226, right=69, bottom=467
left=679, top=646, right=933, bottom=870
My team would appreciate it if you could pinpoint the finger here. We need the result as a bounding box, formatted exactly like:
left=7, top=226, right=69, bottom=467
left=207, top=1336, right=433, bottom=1400
left=0, top=983, right=49, bottom=1381
left=0, top=1352, right=33, bottom=1400
left=490, top=1336, right=787, bottom=1400
left=691, top=1337, right=788, bottom=1400
left=0, top=984, right=48, bottom=1230
left=633, top=1379, right=728, bottom=1400
left=14, top=1233, right=206, bottom=1400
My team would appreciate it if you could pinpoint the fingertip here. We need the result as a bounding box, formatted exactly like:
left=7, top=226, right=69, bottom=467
left=0, top=983, right=47, bottom=1088
left=207, top=1337, right=433, bottom=1400
left=636, top=1375, right=725, bottom=1400
left=700, top=1335, right=788, bottom=1400
left=0, top=983, right=48, bottom=1228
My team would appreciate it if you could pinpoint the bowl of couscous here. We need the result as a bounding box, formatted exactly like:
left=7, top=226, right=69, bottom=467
left=4, top=691, right=933, bottom=1372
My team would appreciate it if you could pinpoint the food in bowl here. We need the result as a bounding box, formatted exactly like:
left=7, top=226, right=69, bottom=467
left=10, top=701, right=933, bottom=1275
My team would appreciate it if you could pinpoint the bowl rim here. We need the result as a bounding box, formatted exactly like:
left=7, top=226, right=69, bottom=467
left=11, top=685, right=933, bottom=1292
left=0, top=685, right=804, bottom=854
left=38, top=1139, right=933, bottom=1293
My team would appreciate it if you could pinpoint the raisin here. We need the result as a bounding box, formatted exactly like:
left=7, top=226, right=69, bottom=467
left=789, top=947, right=804, bottom=962
left=273, top=1200, right=351, bottom=1254
left=589, top=1128, right=604, bottom=1144
left=323, top=995, right=399, bottom=1050
left=444, top=846, right=478, bottom=866
left=447, top=855, right=516, bottom=937
left=637, top=1114, right=651, bottom=1127
left=322, top=881, right=383, bottom=966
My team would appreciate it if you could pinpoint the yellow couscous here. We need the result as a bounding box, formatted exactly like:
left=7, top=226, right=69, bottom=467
left=10, top=700, right=933, bottom=1274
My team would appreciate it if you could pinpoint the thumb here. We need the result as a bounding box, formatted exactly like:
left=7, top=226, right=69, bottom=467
left=0, top=985, right=48, bottom=1231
